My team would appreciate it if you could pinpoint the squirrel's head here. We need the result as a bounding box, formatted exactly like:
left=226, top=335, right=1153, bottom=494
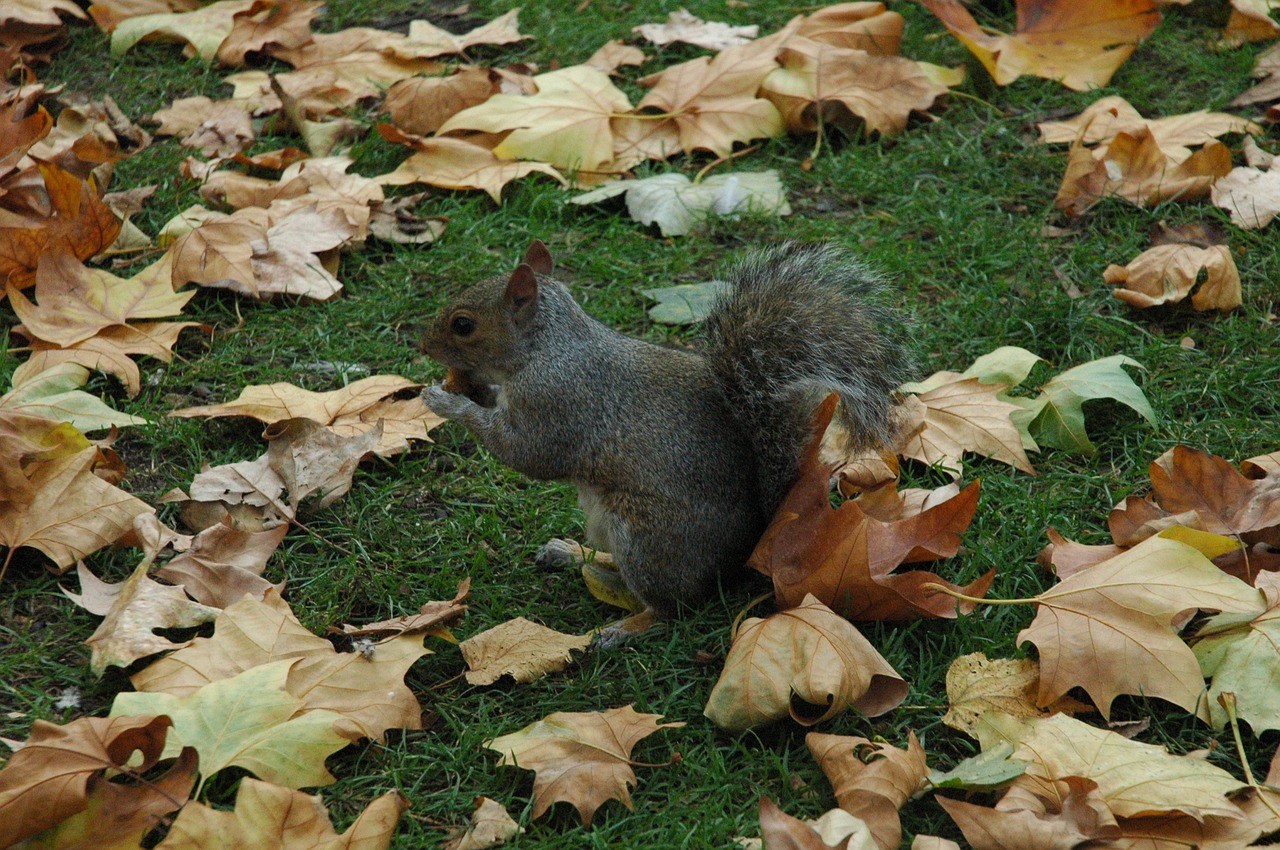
left=423, top=240, right=554, bottom=383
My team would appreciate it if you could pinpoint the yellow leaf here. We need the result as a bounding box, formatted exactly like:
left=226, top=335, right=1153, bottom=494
left=460, top=617, right=591, bottom=685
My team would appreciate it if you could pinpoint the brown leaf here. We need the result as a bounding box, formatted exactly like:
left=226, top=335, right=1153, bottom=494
left=382, top=67, right=500, bottom=136
left=216, top=0, right=321, bottom=66
left=390, top=8, right=527, bottom=59
left=921, top=0, right=1159, bottom=91
left=0, top=409, right=90, bottom=502
left=943, top=652, right=1091, bottom=737
left=1103, top=243, right=1242, bottom=312
left=375, top=130, right=566, bottom=203
left=332, top=578, right=470, bottom=637
left=444, top=796, right=524, bottom=850
left=1036, top=528, right=1124, bottom=578
left=0, top=714, right=175, bottom=847
left=1226, top=0, right=1280, bottom=42
left=703, top=595, right=907, bottom=733
left=584, top=39, right=646, bottom=75
left=485, top=705, right=684, bottom=825
left=898, top=379, right=1036, bottom=476
left=1150, top=445, right=1280, bottom=542
left=937, top=776, right=1120, bottom=850
left=170, top=374, right=442, bottom=458
left=87, top=0, right=201, bottom=33
left=1212, top=160, right=1280, bottom=230
left=461, top=617, right=591, bottom=685
left=131, top=590, right=432, bottom=742
left=156, top=778, right=409, bottom=850
left=757, top=797, right=874, bottom=850
left=265, top=416, right=382, bottom=510
left=807, top=731, right=928, bottom=850
left=1036, top=96, right=1261, bottom=162
left=633, top=8, right=758, bottom=51
left=153, top=521, right=288, bottom=607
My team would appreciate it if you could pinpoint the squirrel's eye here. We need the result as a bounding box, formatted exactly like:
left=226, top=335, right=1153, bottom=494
left=450, top=315, right=476, bottom=337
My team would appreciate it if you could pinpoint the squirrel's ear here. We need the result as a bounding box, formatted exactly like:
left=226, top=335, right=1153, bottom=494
left=506, top=263, right=539, bottom=321
left=522, top=240, right=553, bottom=276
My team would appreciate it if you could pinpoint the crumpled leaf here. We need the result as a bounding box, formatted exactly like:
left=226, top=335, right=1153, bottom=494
left=1036, top=96, right=1261, bottom=163
left=63, top=556, right=220, bottom=676
left=331, top=578, right=469, bottom=637
left=704, top=595, right=907, bottom=733
left=1018, top=529, right=1264, bottom=718
left=755, top=796, right=877, bottom=850
left=1212, top=157, right=1280, bottom=230
left=444, top=796, right=524, bottom=850
left=112, top=659, right=353, bottom=788
left=485, top=705, right=684, bottom=825
left=633, top=8, right=758, bottom=51
left=937, top=775, right=1122, bottom=850
left=0, top=362, right=147, bottom=431
left=942, top=652, right=1091, bottom=738
left=977, top=712, right=1247, bottom=821
left=155, top=777, right=408, bottom=850
left=920, top=0, right=1160, bottom=91
left=215, top=0, right=321, bottom=66
left=153, top=521, right=287, bottom=608
left=1103, top=243, right=1242, bottom=312
left=460, top=617, right=591, bottom=685
left=806, top=731, right=929, bottom=850
left=391, top=8, right=527, bottom=59
left=130, top=590, right=432, bottom=742
left=571, top=171, right=790, bottom=237
left=0, top=714, right=175, bottom=848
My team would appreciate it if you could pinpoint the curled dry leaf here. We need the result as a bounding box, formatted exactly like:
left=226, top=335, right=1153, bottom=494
left=1018, top=529, right=1264, bottom=718
left=156, top=777, right=409, bottom=850
left=1212, top=157, right=1280, bottom=230
left=215, top=0, right=322, bottom=66
left=485, top=705, right=684, bottom=825
left=585, top=39, right=646, bottom=75
left=110, top=0, right=258, bottom=61
left=920, top=0, right=1160, bottom=91
left=1104, top=243, right=1242, bottom=311
left=153, top=520, right=288, bottom=607
left=461, top=617, right=591, bottom=685
left=806, top=731, right=928, bottom=850
left=130, top=589, right=431, bottom=742
left=703, top=595, right=907, bottom=734
left=444, top=796, right=524, bottom=850
left=937, top=775, right=1121, bottom=850
left=333, top=577, right=470, bottom=637
left=943, top=652, right=1091, bottom=738
left=755, top=796, right=877, bottom=850
left=1036, top=96, right=1261, bottom=163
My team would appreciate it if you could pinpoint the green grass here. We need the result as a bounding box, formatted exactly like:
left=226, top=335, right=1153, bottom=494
left=3, top=0, right=1280, bottom=846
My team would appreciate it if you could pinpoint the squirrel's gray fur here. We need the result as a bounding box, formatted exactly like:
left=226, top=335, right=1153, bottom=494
left=422, top=241, right=912, bottom=623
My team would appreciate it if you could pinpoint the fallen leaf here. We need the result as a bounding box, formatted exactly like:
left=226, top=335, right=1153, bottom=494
left=571, top=171, right=791, bottom=237
left=704, top=595, right=907, bottom=733
left=1148, top=445, right=1280, bottom=542
left=1212, top=159, right=1280, bottom=230
left=129, top=590, right=432, bottom=742
left=1226, top=0, right=1280, bottom=42
left=382, top=67, right=501, bottom=136
left=444, top=796, right=524, bottom=850
left=0, top=362, right=147, bottom=431
left=390, top=8, right=527, bottom=59
left=584, top=39, right=646, bottom=75
left=1018, top=530, right=1264, bottom=718
left=977, top=712, right=1247, bottom=821
left=937, top=775, right=1121, bottom=850
left=155, top=777, right=408, bottom=850
left=633, top=8, right=758, bottom=51
left=110, top=0, right=257, bottom=61
left=265, top=416, right=382, bottom=510
left=1104, top=243, right=1242, bottom=311
left=376, top=131, right=566, bottom=203
left=641, top=280, right=730, bottom=324
left=0, top=714, right=175, bottom=848
left=486, top=705, right=683, bottom=825
left=943, top=653, right=1091, bottom=737
left=806, top=731, right=928, bottom=850
left=897, top=378, right=1036, bottom=476
left=170, top=374, right=442, bottom=457
left=112, top=660, right=353, bottom=788
left=0, top=410, right=90, bottom=503
left=1194, top=573, right=1280, bottom=732
left=331, top=578, right=469, bottom=637
left=756, top=796, right=877, bottom=850
left=216, top=0, right=322, bottom=66
left=920, top=0, right=1160, bottom=91
left=153, top=521, right=288, bottom=608
left=1036, top=96, right=1261, bottom=163
left=925, top=744, right=1028, bottom=793
left=185, top=452, right=292, bottom=525
left=461, top=617, right=591, bottom=685
left=1007, top=355, right=1157, bottom=454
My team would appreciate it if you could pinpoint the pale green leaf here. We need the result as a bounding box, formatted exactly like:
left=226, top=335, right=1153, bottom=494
left=1, top=363, right=148, bottom=432
left=925, top=742, right=1027, bottom=792
left=640, top=281, right=730, bottom=324
left=1012, top=355, right=1156, bottom=453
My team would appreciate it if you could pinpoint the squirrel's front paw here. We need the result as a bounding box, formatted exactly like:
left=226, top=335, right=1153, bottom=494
left=422, top=383, right=473, bottom=420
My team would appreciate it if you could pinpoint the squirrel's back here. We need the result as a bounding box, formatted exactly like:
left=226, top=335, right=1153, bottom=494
left=704, top=242, right=913, bottom=517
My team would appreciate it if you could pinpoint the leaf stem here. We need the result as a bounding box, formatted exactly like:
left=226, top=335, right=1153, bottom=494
left=0, top=547, right=13, bottom=587
left=693, top=144, right=761, bottom=184
left=920, top=582, right=1037, bottom=606
left=629, top=752, right=683, bottom=769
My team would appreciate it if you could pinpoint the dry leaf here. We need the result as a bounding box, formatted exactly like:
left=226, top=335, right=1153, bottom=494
left=153, top=521, right=287, bottom=607
left=921, top=0, right=1160, bottom=91
left=1194, top=573, right=1280, bottom=732
left=943, top=652, right=1090, bottom=737
left=110, top=0, right=257, bottom=61
left=633, top=9, right=758, bottom=51
left=390, top=8, right=527, bottom=59
left=584, top=39, right=646, bottom=75
left=1036, top=96, right=1261, bottom=163
left=382, top=67, right=500, bottom=136
left=898, top=379, right=1036, bottom=476
left=444, top=796, right=524, bottom=850
left=807, top=731, right=929, bottom=850
left=1212, top=159, right=1280, bottom=230
left=0, top=361, right=147, bottom=431
left=1226, top=0, right=1280, bottom=42
left=332, top=578, right=470, bottom=637
left=571, top=170, right=791, bottom=237
left=461, top=617, right=591, bottom=685
left=756, top=796, right=877, bottom=850
left=1103, top=243, right=1242, bottom=311
left=216, top=0, right=322, bottom=66
left=265, top=416, right=382, bottom=510
left=376, top=129, right=565, bottom=203
left=937, top=775, right=1121, bottom=850
left=704, top=595, right=907, bottom=733
left=485, top=705, right=684, bottom=825
left=129, top=590, right=431, bottom=742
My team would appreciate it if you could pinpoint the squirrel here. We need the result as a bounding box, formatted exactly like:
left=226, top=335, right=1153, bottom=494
left=422, top=240, right=911, bottom=644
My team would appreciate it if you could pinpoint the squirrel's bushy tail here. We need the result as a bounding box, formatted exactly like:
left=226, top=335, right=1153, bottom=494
left=704, top=242, right=913, bottom=517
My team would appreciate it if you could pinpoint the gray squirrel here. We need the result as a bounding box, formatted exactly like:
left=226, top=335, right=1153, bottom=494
left=422, top=241, right=911, bottom=642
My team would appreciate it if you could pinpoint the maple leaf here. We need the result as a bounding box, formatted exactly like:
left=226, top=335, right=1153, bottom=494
left=439, top=65, right=632, bottom=172
left=0, top=0, right=87, bottom=29
left=0, top=410, right=90, bottom=503
left=0, top=162, right=121, bottom=290
left=168, top=203, right=355, bottom=301
left=1104, top=243, right=1242, bottom=312
left=897, top=379, right=1035, bottom=477
left=332, top=577, right=469, bottom=637
left=1007, top=355, right=1156, bottom=454
left=86, top=0, right=202, bottom=32
left=943, top=652, right=1091, bottom=738
left=110, top=0, right=257, bottom=60
left=704, top=595, right=907, bottom=733
left=156, top=777, right=408, bottom=850
left=921, top=0, right=1160, bottom=91
left=1194, top=573, right=1280, bottom=732
left=460, top=617, right=591, bottom=685
left=184, top=451, right=292, bottom=525
left=0, top=362, right=147, bottom=431
left=376, top=130, right=566, bottom=203
left=761, top=38, right=948, bottom=137
left=266, top=416, right=383, bottom=510
left=1036, top=95, right=1261, bottom=163
left=153, top=521, right=287, bottom=607
left=633, top=9, right=758, bottom=51
left=977, top=712, right=1247, bottom=821
left=112, top=660, right=353, bottom=789
left=1147, top=445, right=1280, bottom=542
left=392, top=8, right=527, bottom=59
left=170, top=374, right=442, bottom=458
left=585, top=40, right=647, bottom=76
left=1054, top=128, right=1232, bottom=216
left=806, top=731, right=929, bottom=850
left=1, top=446, right=152, bottom=573
left=1212, top=157, right=1280, bottom=230
left=756, top=797, right=876, bottom=850
left=1017, top=529, right=1264, bottom=718
left=216, top=0, right=321, bottom=66
left=938, top=775, right=1122, bottom=849
left=0, top=714, right=175, bottom=847
left=382, top=67, right=504, bottom=137
left=130, top=590, right=432, bottom=742
left=571, top=171, right=791, bottom=237
left=444, top=796, right=524, bottom=850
